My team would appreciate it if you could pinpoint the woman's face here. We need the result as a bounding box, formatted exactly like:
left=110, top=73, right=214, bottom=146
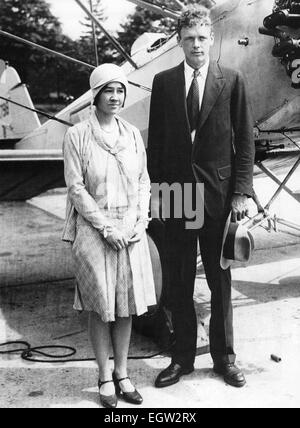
left=95, top=82, right=125, bottom=116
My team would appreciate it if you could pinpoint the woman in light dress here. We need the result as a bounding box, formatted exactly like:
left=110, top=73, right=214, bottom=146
left=62, top=63, right=156, bottom=408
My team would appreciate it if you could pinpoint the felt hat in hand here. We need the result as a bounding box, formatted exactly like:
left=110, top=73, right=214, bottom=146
left=220, top=212, right=255, bottom=270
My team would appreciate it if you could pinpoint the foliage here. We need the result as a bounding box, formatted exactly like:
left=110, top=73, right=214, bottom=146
left=0, top=0, right=216, bottom=104
left=0, top=0, right=112, bottom=102
left=78, top=0, right=107, bottom=66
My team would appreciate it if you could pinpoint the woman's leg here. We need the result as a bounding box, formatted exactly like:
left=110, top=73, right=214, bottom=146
left=89, top=311, right=114, bottom=395
left=111, top=316, right=135, bottom=392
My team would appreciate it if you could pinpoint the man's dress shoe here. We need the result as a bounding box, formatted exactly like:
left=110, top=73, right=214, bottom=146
left=155, top=363, right=194, bottom=388
left=213, top=363, right=246, bottom=388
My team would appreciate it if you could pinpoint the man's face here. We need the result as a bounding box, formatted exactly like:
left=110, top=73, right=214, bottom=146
left=178, top=23, right=214, bottom=69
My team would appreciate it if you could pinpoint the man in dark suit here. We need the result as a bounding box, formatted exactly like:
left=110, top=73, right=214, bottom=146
left=147, top=5, right=255, bottom=388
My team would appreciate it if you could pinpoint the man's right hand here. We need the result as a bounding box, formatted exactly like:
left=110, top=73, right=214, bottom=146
left=231, top=194, right=249, bottom=222
left=105, top=228, right=129, bottom=251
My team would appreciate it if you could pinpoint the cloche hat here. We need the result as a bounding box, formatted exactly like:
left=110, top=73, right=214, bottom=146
left=89, top=63, right=129, bottom=101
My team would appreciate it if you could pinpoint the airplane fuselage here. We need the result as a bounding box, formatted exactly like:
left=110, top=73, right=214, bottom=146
left=2, top=0, right=300, bottom=200
left=15, top=0, right=300, bottom=152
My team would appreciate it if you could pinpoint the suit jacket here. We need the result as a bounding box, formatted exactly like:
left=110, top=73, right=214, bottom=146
left=147, top=61, right=255, bottom=220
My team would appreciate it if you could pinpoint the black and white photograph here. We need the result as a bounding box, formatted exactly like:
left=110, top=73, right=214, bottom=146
left=0, top=0, right=300, bottom=410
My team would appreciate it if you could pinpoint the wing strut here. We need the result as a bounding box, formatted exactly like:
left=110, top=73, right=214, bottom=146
left=0, top=95, right=73, bottom=127
left=89, top=0, right=99, bottom=66
left=0, top=30, right=151, bottom=92
left=74, top=0, right=138, bottom=69
left=0, top=29, right=93, bottom=69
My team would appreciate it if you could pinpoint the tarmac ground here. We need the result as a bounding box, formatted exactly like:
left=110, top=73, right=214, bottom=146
left=1, top=159, right=300, bottom=408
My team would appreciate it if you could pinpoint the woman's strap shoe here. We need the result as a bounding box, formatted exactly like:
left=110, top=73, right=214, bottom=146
left=98, top=379, right=118, bottom=408
left=112, top=373, right=143, bottom=405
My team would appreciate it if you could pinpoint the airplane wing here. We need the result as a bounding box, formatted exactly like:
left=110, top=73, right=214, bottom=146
left=1, top=0, right=300, bottom=202
left=0, top=62, right=64, bottom=200
left=0, top=149, right=64, bottom=200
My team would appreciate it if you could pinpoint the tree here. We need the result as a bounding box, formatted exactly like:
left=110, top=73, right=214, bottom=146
left=0, top=0, right=62, bottom=75
left=0, top=0, right=215, bottom=104
left=0, top=0, right=118, bottom=103
left=78, top=0, right=106, bottom=66
left=117, top=1, right=176, bottom=55
left=0, top=0, right=75, bottom=100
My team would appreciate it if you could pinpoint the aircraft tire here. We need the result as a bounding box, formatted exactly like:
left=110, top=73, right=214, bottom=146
left=132, top=218, right=174, bottom=351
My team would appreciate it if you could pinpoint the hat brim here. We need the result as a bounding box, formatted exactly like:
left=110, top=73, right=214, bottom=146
left=92, top=77, right=128, bottom=100
left=220, top=212, right=233, bottom=270
left=220, top=214, right=255, bottom=270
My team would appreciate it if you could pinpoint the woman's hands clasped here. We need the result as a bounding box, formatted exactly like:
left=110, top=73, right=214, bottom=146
left=103, top=222, right=146, bottom=250
left=105, top=227, right=129, bottom=251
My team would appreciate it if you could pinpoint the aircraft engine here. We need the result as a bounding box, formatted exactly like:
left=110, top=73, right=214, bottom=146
left=260, top=0, right=300, bottom=88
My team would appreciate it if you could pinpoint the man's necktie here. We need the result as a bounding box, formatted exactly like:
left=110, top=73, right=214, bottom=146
left=187, top=69, right=200, bottom=132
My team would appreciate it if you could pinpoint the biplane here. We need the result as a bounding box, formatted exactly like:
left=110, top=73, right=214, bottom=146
left=0, top=0, right=300, bottom=198
left=1, top=0, right=300, bottom=344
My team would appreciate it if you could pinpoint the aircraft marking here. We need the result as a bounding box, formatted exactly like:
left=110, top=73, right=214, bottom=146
left=0, top=101, right=9, bottom=119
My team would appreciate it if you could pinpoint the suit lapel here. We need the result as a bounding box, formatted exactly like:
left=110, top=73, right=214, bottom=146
left=197, top=62, right=225, bottom=132
left=174, top=62, right=192, bottom=142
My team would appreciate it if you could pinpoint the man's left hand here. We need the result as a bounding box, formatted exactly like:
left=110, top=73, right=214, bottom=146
left=231, top=194, right=249, bottom=222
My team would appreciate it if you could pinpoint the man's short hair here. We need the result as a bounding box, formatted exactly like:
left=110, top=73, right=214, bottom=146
left=177, top=5, right=212, bottom=38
